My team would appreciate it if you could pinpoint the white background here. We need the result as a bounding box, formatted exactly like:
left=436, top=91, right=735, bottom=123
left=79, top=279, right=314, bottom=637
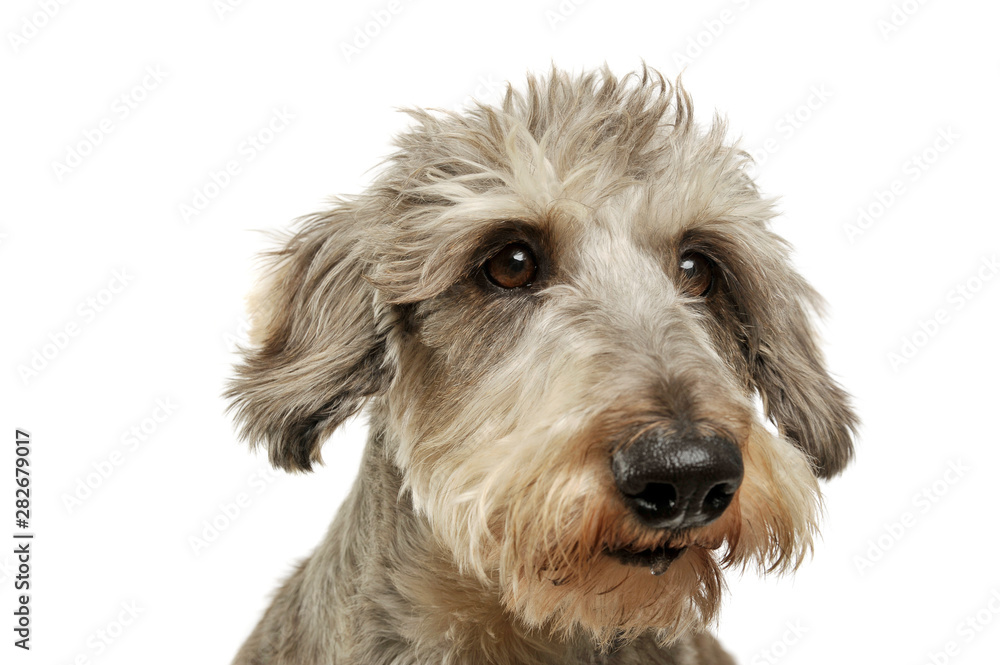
left=3, top=0, right=999, bottom=663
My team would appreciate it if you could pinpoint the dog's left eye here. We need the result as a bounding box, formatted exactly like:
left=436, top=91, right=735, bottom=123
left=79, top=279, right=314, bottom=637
left=678, top=251, right=714, bottom=297
left=484, top=243, right=537, bottom=289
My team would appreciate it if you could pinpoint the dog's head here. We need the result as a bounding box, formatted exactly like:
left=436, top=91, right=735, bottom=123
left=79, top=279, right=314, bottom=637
left=227, top=67, right=857, bottom=647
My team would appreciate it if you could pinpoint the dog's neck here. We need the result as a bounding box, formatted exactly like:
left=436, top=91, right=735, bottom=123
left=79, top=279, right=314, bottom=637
left=310, top=422, right=548, bottom=662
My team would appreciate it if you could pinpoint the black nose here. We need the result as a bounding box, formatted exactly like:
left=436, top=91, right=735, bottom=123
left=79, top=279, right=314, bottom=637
left=612, top=431, right=743, bottom=530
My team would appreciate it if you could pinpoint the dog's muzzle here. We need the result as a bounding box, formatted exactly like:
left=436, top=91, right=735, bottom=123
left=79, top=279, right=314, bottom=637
left=612, top=430, right=744, bottom=531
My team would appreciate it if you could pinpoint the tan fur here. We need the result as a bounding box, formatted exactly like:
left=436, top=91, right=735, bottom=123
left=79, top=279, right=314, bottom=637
left=227, top=66, right=856, bottom=664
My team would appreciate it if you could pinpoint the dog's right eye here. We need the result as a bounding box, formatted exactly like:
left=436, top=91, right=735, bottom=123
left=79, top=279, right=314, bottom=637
left=484, top=243, right=537, bottom=289
left=678, top=251, right=714, bottom=297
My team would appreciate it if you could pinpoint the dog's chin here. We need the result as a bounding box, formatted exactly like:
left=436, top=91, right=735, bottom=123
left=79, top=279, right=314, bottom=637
left=605, top=544, right=687, bottom=576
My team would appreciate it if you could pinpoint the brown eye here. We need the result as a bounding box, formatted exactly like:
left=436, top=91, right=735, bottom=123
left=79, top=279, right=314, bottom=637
left=678, top=251, right=714, bottom=297
left=485, top=243, right=537, bottom=289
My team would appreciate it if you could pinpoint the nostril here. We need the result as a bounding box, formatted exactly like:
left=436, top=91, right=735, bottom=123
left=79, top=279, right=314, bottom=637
left=703, top=482, right=737, bottom=514
left=632, top=482, right=678, bottom=515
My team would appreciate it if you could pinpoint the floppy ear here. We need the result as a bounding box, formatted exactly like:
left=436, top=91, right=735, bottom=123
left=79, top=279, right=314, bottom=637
left=746, top=266, right=858, bottom=479
left=226, top=205, right=390, bottom=472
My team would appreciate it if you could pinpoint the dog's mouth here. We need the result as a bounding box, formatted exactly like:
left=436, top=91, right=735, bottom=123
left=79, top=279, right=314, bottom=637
left=605, top=544, right=686, bottom=576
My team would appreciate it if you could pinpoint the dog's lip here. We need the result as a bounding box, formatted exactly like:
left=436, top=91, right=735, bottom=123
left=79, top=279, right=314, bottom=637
left=605, top=544, right=686, bottom=575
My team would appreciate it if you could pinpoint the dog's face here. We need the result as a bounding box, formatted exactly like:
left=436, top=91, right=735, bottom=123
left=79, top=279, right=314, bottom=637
left=228, top=68, right=856, bottom=647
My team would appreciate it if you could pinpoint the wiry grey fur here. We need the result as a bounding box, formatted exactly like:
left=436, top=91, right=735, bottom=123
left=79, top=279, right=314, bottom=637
left=226, top=66, right=858, bottom=664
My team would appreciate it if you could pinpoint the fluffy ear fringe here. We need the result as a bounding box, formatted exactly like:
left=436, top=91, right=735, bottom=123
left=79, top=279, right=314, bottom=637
left=225, top=206, right=390, bottom=472
left=749, top=280, right=859, bottom=479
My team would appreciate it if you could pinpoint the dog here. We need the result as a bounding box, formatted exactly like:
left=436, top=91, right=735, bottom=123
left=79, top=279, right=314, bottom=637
left=226, top=66, right=857, bottom=664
